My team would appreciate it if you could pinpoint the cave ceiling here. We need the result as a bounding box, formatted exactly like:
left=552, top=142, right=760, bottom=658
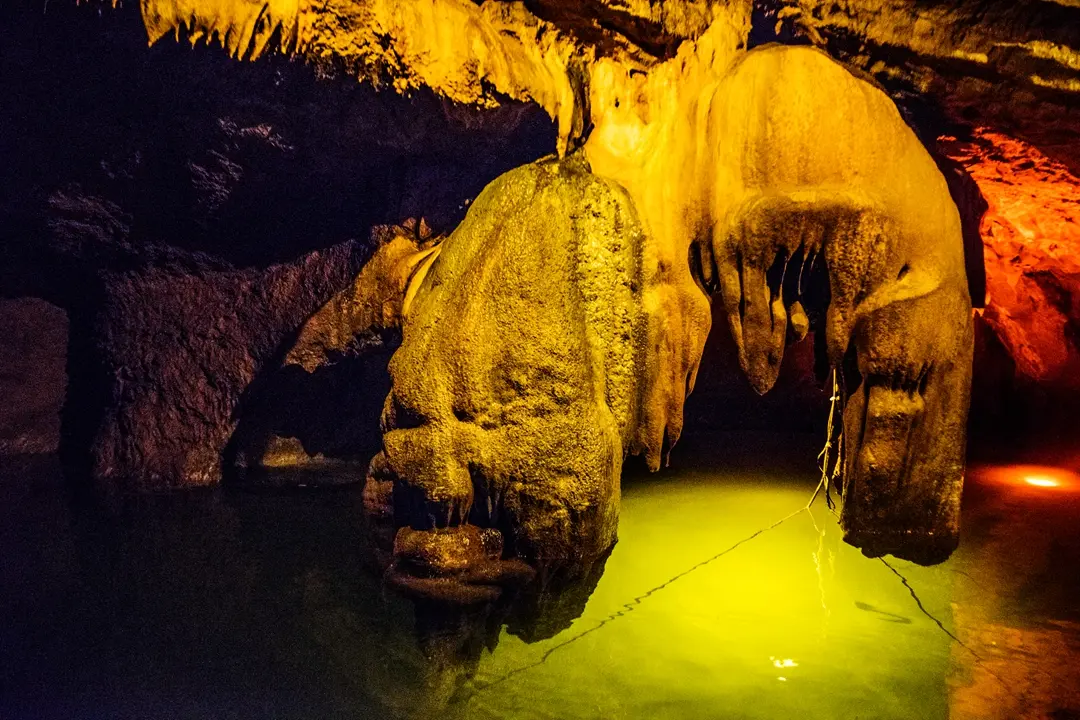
left=136, top=0, right=1080, bottom=170
left=130, top=0, right=1080, bottom=408
left=2, top=0, right=1079, bottom=464
left=6, top=0, right=1077, bottom=276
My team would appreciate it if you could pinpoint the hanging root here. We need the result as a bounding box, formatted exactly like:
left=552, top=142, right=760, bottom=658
left=475, top=369, right=851, bottom=694
left=810, top=368, right=843, bottom=512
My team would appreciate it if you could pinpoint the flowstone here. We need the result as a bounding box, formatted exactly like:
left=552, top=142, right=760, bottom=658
left=365, top=155, right=650, bottom=601
left=127, top=0, right=977, bottom=566
left=370, top=45, right=974, bottom=584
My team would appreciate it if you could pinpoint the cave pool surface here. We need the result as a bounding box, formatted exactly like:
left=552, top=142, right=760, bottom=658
left=3, top=433, right=1079, bottom=719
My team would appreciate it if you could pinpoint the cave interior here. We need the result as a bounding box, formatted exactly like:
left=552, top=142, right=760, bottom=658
left=1, top=1, right=1080, bottom=718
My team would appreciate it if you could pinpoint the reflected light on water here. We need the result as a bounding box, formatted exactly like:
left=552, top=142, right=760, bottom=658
left=973, top=464, right=1080, bottom=493
left=1026, top=475, right=1060, bottom=488
left=4, top=449, right=1080, bottom=720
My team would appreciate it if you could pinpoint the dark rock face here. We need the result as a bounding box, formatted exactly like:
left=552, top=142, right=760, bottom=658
left=522, top=0, right=718, bottom=59
left=0, top=0, right=555, bottom=489
left=224, top=344, right=396, bottom=487
left=0, top=299, right=68, bottom=455
left=65, top=243, right=365, bottom=492
left=1, top=2, right=555, bottom=276
left=225, top=225, right=438, bottom=486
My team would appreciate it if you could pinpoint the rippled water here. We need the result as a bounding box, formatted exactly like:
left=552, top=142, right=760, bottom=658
left=2, top=434, right=1078, bottom=719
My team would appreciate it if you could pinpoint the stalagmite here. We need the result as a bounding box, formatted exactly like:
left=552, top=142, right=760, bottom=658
left=140, top=0, right=973, bottom=572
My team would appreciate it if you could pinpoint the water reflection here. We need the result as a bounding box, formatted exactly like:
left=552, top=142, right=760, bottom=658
left=2, top=437, right=1079, bottom=719
left=946, top=462, right=1080, bottom=720
left=0, top=455, right=610, bottom=719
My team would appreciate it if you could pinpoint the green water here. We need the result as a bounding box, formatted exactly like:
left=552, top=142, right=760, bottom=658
left=2, top=435, right=1078, bottom=719
left=462, top=470, right=954, bottom=720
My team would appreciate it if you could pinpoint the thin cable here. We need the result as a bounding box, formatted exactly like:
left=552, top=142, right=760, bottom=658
left=471, top=378, right=849, bottom=696
left=471, top=474, right=830, bottom=695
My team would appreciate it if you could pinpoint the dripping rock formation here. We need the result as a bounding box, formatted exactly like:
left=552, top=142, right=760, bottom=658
left=1, top=0, right=1077, bottom=566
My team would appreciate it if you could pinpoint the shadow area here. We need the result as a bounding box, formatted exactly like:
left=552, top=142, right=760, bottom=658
left=0, top=454, right=608, bottom=720
left=224, top=339, right=396, bottom=488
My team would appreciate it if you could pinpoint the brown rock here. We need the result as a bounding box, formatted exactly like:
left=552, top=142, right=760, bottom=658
left=0, top=298, right=68, bottom=455
left=377, top=155, right=648, bottom=596
left=65, top=241, right=366, bottom=492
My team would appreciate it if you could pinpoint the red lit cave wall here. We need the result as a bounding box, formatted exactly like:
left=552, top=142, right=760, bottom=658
left=939, top=129, right=1080, bottom=444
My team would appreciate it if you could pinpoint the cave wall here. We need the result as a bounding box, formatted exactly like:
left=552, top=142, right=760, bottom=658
left=764, top=0, right=1080, bottom=174
left=62, top=244, right=372, bottom=491
left=943, top=130, right=1080, bottom=446
left=0, top=0, right=556, bottom=489
left=2, top=0, right=1079, bottom=489
left=0, top=299, right=68, bottom=455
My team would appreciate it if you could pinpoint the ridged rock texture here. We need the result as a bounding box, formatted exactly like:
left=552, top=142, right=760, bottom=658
left=765, top=0, right=1080, bottom=444
left=368, top=156, right=647, bottom=603
left=74, top=244, right=367, bottom=491
left=2, top=1, right=1077, bottom=564
left=227, top=222, right=439, bottom=485
left=358, top=41, right=971, bottom=594
left=132, top=0, right=1080, bottom=444
left=941, top=130, right=1080, bottom=444
left=1, top=0, right=555, bottom=490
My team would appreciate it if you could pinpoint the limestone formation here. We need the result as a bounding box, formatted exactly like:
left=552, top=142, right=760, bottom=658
left=139, top=0, right=596, bottom=154
left=133, top=1, right=1080, bottom=448
left=587, top=39, right=972, bottom=562
left=10, top=0, right=1080, bottom=576
left=133, top=0, right=976, bottom=564
left=769, top=0, right=1080, bottom=172
left=367, top=37, right=972, bottom=589
left=226, top=222, right=443, bottom=484
left=679, top=45, right=973, bottom=562
left=366, top=155, right=648, bottom=600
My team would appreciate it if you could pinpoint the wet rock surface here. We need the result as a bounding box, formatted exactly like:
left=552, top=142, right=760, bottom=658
left=0, top=2, right=1078, bottom=715
left=0, top=299, right=68, bottom=455
left=66, top=242, right=367, bottom=491
left=374, top=155, right=647, bottom=597
left=132, top=0, right=1079, bottom=447
left=3, top=0, right=1078, bottom=474
left=0, top=0, right=555, bottom=488
left=940, top=130, right=1080, bottom=445
left=226, top=225, right=438, bottom=487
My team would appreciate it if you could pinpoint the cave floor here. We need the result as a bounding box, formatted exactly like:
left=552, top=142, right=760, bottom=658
left=2, top=433, right=1078, bottom=720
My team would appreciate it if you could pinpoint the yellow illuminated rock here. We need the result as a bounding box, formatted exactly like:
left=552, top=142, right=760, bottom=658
left=371, top=156, right=646, bottom=595
left=583, top=42, right=971, bottom=565
left=284, top=221, right=440, bottom=373
left=139, top=1, right=974, bottom=567
left=140, top=0, right=592, bottom=153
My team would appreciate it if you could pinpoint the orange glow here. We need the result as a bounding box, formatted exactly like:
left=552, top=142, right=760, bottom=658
left=937, top=130, right=1080, bottom=387
left=973, top=464, right=1080, bottom=493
